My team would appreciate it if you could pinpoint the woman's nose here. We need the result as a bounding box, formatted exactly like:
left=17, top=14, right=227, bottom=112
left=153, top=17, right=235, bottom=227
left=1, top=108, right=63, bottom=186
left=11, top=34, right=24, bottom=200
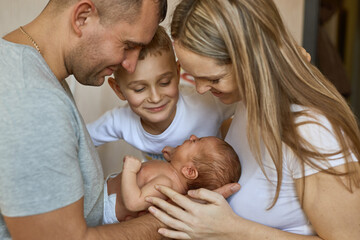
left=195, top=80, right=211, bottom=94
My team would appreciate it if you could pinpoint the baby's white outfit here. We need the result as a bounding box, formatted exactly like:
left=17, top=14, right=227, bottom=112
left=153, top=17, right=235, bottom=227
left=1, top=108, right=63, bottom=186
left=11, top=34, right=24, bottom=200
left=103, top=173, right=120, bottom=224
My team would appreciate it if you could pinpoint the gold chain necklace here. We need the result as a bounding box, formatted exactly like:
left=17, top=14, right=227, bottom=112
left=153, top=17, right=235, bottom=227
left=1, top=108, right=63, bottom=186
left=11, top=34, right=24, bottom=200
left=19, top=26, right=41, bottom=54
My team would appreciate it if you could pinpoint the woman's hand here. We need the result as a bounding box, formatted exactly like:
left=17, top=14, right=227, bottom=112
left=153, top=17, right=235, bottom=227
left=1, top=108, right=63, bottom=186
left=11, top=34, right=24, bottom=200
left=146, top=184, right=240, bottom=239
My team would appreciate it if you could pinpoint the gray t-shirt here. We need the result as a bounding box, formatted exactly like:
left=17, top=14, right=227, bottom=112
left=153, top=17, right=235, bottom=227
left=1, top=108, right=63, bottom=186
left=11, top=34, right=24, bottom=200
left=0, top=39, right=104, bottom=239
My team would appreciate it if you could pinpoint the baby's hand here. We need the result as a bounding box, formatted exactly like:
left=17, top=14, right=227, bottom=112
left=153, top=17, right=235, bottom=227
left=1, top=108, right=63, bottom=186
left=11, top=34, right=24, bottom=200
left=123, top=155, right=142, bottom=173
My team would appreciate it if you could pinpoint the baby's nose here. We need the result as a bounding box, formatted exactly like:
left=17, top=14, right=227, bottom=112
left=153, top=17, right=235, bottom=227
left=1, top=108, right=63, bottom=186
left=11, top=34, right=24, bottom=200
left=189, top=135, right=198, bottom=141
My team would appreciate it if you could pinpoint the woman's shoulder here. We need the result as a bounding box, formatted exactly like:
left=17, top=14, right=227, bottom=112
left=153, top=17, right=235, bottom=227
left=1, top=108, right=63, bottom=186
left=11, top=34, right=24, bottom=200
left=291, top=104, right=330, bottom=126
left=291, top=104, right=338, bottom=152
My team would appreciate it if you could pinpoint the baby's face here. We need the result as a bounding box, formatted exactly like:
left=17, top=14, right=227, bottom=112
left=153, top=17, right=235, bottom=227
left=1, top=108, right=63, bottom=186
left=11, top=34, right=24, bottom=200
left=162, top=135, right=218, bottom=166
left=118, top=51, right=180, bottom=125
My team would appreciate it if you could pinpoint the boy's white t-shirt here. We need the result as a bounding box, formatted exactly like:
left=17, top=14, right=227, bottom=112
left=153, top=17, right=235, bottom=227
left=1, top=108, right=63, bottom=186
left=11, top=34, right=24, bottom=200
left=87, top=85, right=236, bottom=161
left=226, top=102, right=357, bottom=235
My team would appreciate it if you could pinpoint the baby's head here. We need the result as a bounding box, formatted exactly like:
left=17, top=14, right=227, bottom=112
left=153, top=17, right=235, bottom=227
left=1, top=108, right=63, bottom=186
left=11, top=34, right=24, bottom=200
left=108, top=26, right=180, bottom=128
left=163, top=135, right=241, bottom=190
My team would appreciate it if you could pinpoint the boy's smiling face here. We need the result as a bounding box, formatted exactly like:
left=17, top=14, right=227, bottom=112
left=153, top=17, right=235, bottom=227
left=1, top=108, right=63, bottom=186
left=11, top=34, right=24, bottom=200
left=117, top=50, right=180, bottom=133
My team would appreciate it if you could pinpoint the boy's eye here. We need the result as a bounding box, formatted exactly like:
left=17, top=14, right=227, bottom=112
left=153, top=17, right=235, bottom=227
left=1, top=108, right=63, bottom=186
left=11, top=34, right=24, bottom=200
left=134, top=87, right=145, bottom=93
left=159, top=80, right=171, bottom=86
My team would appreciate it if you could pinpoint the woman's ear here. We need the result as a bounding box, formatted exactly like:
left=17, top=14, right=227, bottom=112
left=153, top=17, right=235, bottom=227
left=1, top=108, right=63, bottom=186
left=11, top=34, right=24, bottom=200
left=181, top=164, right=198, bottom=180
left=108, top=77, right=126, bottom=100
left=71, top=0, right=96, bottom=37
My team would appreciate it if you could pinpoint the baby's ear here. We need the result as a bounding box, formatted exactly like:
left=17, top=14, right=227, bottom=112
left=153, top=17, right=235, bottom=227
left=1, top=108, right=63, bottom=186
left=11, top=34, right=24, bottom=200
left=108, top=77, right=126, bottom=100
left=181, top=164, right=198, bottom=180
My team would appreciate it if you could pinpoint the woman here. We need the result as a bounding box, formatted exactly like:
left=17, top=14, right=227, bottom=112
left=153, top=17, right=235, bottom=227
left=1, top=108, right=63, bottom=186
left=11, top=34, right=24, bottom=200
left=145, top=0, right=360, bottom=239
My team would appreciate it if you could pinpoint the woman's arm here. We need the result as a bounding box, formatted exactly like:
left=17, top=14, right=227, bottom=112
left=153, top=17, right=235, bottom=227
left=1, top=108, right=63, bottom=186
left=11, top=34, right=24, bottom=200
left=146, top=186, right=321, bottom=240
left=296, top=163, right=360, bottom=239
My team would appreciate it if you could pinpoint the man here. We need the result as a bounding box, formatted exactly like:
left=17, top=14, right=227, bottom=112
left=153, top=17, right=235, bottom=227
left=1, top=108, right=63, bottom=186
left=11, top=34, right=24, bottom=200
left=0, top=0, right=239, bottom=239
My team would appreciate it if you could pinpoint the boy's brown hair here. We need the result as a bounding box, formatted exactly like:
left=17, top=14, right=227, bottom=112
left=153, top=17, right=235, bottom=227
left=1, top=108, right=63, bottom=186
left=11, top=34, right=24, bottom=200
left=114, top=25, right=176, bottom=80
left=138, top=25, right=175, bottom=60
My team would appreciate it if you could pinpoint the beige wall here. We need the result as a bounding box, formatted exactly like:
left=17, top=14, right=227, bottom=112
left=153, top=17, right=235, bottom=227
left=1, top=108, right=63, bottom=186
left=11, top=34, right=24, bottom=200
left=0, top=0, right=305, bottom=177
left=274, top=0, right=304, bottom=44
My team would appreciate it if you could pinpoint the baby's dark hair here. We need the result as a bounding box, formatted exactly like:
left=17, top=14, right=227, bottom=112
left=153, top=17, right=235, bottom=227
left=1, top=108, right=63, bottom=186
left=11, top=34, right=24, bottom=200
left=188, top=137, right=241, bottom=190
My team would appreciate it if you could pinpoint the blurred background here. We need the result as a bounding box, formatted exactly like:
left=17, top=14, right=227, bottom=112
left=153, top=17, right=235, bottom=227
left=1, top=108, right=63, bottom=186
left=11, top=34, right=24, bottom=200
left=1, top=0, right=359, bottom=176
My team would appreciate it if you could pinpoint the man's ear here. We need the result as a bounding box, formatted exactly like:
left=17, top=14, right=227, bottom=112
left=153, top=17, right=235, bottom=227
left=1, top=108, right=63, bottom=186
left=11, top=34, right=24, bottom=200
left=71, top=0, right=95, bottom=37
left=108, top=77, right=126, bottom=100
left=181, top=163, right=198, bottom=180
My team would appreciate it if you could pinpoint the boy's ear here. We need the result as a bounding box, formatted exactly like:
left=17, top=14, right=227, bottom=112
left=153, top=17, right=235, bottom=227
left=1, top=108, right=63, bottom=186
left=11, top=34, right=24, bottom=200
left=108, top=77, right=126, bottom=100
left=71, top=0, right=96, bottom=37
left=181, top=163, right=198, bottom=180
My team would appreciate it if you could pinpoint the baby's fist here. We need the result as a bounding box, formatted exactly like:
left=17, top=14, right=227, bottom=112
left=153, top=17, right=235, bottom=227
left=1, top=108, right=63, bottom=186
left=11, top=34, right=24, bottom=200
left=123, top=155, right=142, bottom=173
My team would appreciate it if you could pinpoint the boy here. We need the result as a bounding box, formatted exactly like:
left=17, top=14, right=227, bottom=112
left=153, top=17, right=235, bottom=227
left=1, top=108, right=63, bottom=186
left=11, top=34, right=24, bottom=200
left=103, top=135, right=241, bottom=223
left=87, top=26, right=236, bottom=161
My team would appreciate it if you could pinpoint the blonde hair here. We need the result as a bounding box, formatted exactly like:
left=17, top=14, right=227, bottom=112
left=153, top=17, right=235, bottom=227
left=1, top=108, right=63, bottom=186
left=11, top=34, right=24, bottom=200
left=189, top=137, right=241, bottom=190
left=171, top=0, right=360, bottom=207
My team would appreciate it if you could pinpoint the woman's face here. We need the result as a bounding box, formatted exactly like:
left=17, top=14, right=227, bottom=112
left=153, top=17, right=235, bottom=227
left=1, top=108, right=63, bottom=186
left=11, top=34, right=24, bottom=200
left=174, top=41, right=241, bottom=104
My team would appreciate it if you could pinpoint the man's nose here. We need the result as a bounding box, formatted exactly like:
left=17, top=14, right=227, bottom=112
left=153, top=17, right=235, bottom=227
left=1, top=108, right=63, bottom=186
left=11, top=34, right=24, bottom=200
left=121, top=49, right=141, bottom=73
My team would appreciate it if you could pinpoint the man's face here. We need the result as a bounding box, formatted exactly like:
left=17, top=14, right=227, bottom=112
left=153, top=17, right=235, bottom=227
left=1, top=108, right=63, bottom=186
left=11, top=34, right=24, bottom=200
left=118, top=51, right=180, bottom=130
left=69, top=0, right=160, bottom=86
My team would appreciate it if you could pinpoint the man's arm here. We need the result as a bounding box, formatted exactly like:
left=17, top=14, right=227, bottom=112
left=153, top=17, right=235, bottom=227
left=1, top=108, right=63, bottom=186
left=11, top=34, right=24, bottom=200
left=4, top=197, right=165, bottom=240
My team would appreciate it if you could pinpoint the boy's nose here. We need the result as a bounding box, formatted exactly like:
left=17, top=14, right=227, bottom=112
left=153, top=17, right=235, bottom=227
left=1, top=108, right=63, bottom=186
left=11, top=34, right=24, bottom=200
left=148, top=89, right=161, bottom=103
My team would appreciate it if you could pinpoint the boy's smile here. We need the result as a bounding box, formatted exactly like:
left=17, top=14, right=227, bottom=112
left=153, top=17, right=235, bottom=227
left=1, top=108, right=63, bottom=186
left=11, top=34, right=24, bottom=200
left=117, top=51, right=180, bottom=134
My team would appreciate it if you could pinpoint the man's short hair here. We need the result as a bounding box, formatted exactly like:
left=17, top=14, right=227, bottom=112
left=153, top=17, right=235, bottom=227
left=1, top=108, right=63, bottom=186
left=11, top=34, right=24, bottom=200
left=47, top=0, right=167, bottom=25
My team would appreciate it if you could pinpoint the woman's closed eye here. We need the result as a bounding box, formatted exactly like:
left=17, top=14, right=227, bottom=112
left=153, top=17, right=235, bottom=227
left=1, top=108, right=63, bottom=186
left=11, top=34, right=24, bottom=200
left=209, top=79, right=220, bottom=84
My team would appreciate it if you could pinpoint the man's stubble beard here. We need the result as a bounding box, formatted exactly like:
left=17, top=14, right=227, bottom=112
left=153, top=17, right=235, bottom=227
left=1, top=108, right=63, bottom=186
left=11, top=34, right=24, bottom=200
left=66, top=37, right=106, bottom=87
